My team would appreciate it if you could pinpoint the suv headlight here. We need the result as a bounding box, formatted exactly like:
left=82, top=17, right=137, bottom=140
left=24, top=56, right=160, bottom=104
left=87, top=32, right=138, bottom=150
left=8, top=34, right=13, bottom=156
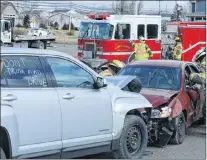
left=151, top=106, right=172, bottom=118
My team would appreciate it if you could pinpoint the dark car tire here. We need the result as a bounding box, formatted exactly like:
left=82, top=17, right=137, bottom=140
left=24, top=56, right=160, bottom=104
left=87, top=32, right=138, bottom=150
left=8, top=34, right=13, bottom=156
left=0, top=147, right=6, bottom=159
left=112, top=115, right=148, bottom=159
left=170, top=112, right=186, bottom=145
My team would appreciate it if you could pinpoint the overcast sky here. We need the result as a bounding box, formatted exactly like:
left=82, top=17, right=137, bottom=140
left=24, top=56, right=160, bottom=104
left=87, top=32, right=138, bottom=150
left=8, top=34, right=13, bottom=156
left=72, top=1, right=188, bottom=11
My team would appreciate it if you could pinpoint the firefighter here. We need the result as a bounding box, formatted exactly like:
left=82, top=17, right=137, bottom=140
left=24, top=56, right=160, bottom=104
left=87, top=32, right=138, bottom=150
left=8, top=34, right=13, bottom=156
left=166, top=46, right=173, bottom=60
left=173, top=36, right=183, bottom=60
left=128, top=36, right=152, bottom=61
left=190, top=57, right=206, bottom=85
left=99, top=60, right=125, bottom=76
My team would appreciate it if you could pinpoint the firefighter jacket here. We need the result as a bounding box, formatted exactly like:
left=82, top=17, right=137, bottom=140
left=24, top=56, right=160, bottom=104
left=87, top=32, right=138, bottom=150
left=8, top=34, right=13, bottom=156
left=131, top=42, right=152, bottom=61
left=99, top=69, right=114, bottom=76
left=173, top=42, right=183, bottom=60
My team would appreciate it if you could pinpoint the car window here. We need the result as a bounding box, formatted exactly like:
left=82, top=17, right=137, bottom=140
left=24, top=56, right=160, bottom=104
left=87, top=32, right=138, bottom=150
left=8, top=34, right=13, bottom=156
left=46, top=57, right=94, bottom=89
left=119, top=65, right=181, bottom=90
left=1, top=56, right=48, bottom=88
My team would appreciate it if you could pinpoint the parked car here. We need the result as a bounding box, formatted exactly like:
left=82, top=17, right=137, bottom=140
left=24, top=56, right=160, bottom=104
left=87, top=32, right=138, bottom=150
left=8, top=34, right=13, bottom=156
left=0, top=47, right=153, bottom=159
left=118, top=60, right=206, bottom=146
left=28, top=28, right=49, bottom=36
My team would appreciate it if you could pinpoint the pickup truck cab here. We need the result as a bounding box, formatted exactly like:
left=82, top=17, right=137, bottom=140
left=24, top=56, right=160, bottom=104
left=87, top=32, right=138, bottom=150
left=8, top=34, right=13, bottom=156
left=0, top=47, right=152, bottom=159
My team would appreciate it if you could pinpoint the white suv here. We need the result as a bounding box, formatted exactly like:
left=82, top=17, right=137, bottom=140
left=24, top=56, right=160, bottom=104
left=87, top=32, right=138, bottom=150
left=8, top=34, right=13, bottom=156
left=0, top=47, right=152, bottom=159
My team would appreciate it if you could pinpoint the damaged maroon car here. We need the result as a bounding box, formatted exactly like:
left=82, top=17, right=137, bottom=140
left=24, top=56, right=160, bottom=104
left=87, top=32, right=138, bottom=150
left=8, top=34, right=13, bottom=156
left=118, top=60, right=206, bottom=147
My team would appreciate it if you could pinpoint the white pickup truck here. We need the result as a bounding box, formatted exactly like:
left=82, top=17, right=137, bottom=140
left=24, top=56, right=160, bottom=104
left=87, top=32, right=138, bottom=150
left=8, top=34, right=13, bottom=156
left=1, top=19, right=55, bottom=49
left=0, top=47, right=152, bottom=159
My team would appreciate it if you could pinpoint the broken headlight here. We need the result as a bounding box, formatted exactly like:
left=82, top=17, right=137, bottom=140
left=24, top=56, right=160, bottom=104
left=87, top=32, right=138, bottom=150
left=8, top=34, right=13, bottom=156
left=151, top=106, right=172, bottom=118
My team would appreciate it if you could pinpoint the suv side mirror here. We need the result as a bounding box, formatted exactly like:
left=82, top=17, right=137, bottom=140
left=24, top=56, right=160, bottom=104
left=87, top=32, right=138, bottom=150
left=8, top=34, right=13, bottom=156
left=94, top=77, right=107, bottom=89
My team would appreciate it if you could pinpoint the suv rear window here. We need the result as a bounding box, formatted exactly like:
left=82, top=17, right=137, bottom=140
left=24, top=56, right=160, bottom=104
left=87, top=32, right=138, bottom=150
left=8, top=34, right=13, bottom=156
left=1, top=56, right=48, bottom=88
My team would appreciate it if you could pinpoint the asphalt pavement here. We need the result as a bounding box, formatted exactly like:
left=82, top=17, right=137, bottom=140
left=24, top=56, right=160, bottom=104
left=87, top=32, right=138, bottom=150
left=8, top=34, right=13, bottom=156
left=47, top=43, right=206, bottom=160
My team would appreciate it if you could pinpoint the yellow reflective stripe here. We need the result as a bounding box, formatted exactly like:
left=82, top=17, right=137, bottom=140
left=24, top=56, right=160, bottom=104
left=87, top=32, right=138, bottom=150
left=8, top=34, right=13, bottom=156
left=200, top=72, right=206, bottom=78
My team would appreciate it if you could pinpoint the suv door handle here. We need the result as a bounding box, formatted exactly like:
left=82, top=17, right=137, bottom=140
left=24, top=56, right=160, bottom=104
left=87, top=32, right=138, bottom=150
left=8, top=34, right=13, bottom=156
left=1, top=94, right=17, bottom=101
left=62, top=93, right=75, bottom=100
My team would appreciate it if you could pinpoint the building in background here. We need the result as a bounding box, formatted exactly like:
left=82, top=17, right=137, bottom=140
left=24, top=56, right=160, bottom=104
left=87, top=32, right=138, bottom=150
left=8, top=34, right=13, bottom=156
left=49, top=10, right=86, bottom=29
left=1, top=2, right=23, bottom=25
left=187, top=0, right=206, bottom=21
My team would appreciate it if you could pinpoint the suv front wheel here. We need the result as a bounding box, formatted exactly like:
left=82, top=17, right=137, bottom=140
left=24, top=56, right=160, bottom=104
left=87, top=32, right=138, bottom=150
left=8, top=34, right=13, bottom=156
left=113, top=115, right=148, bottom=159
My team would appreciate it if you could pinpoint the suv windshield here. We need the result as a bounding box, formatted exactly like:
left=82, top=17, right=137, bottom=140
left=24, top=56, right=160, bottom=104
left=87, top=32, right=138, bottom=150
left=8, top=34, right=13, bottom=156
left=78, top=22, right=114, bottom=39
left=119, top=65, right=181, bottom=90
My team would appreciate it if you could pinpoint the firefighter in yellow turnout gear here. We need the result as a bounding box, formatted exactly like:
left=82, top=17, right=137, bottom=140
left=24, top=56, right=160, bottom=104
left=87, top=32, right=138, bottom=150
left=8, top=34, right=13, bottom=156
left=173, top=37, right=183, bottom=60
left=128, top=36, right=152, bottom=61
left=190, top=56, right=206, bottom=85
left=99, top=60, right=125, bottom=76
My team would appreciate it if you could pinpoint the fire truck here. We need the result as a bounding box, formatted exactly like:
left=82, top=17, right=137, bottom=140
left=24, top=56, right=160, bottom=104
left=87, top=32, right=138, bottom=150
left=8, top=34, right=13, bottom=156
left=78, top=14, right=206, bottom=68
left=77, top=14, right=162, bottom=66
left=163, top=21, right=206, bottom=62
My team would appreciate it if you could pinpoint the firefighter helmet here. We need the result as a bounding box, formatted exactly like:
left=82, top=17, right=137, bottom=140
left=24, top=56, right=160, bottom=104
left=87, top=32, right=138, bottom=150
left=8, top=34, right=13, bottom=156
left=175, top=36, right=181, bottom=42
left=108, top=60, right=125, bottom=69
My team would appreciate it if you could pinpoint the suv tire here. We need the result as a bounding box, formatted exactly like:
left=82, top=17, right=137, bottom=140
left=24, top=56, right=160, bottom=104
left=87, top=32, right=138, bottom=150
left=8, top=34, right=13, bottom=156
left=113, top=115, right=147, bottom=159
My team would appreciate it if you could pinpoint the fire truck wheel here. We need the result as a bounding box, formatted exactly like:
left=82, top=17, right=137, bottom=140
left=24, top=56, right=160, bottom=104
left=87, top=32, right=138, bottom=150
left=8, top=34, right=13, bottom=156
left=170, top=112, right=186, bottom=145
left=112, top=115, right=148, bottom=159
left=38, top=41, right=46, bottom=49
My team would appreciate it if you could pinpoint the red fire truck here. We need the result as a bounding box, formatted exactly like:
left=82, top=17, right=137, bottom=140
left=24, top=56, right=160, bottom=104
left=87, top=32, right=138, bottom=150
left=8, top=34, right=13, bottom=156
left=164, top=21, right=206, bottom=61
left=77, top=14, right=162, bottom=66
left=77, top=14, right=206, bottom=66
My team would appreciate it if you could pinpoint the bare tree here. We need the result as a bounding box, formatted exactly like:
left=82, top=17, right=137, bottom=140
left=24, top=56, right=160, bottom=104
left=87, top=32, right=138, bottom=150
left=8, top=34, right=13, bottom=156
left=112, top=1, right=144, bottom=15
left=171, top=3, right=189, bottom=22
left=137, top=1, right=144, bottom=15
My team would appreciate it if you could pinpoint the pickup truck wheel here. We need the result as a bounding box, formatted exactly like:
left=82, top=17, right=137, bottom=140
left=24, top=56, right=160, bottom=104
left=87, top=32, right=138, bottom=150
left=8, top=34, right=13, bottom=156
left=113, top=115, right=147, bottom=159
left=0, top=147, right=6, bottom=159
left=38, top=41, right=46, bottom=49
left=170, top=112, right=186, bottom=145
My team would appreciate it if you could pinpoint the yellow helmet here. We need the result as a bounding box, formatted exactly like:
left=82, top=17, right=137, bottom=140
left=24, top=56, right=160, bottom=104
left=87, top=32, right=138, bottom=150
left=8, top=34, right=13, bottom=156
left=108, top=60, right=125, bottom=69
left=175, top=36, right=180, bottom=41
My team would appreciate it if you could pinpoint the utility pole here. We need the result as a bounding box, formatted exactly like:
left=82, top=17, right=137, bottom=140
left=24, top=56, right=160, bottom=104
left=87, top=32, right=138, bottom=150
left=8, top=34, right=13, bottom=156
left=158, top=0, right=162, bottom=15
left=69, top=2, right=72, bottom=33
left=120, top=0, right=124, bottom=15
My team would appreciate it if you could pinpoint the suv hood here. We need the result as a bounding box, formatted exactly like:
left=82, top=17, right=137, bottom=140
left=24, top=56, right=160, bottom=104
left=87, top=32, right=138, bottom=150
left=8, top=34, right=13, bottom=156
left=140, top=88, right=179, bottom=107
left=104, top=76, right=152, bottom=108
left=104, top=75, right=142, bottom=93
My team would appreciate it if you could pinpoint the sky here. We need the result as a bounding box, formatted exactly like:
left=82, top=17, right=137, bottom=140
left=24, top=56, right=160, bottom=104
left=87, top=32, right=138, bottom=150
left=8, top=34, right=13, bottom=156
left=71, top=1, right=189, bottom=12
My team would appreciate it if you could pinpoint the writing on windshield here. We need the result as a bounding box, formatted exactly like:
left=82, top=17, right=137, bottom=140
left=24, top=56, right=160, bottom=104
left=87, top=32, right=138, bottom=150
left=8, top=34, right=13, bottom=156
left=119, top=65, right=181, bottom=90
left=78, top=22, right=114, bottom=40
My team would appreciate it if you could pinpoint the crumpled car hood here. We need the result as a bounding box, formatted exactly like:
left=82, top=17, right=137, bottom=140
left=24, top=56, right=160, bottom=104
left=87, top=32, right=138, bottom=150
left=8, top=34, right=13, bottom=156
left=140, top=88, right=179, bottom=107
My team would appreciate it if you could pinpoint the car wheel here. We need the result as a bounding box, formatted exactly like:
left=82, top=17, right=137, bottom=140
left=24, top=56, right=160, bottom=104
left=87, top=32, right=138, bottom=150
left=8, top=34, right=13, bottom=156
left=113, top=115, right=148, bottom=159
left=0, top=147, right=6, bottom=159
left=170, top=112, right=186, bottom=145
left=38, top=41, right=45, bottom=49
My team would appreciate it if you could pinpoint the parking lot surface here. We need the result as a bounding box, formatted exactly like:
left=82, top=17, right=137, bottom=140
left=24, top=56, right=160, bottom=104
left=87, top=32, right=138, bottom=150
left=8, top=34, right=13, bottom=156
left=48, top=43, right=206, bottom=160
